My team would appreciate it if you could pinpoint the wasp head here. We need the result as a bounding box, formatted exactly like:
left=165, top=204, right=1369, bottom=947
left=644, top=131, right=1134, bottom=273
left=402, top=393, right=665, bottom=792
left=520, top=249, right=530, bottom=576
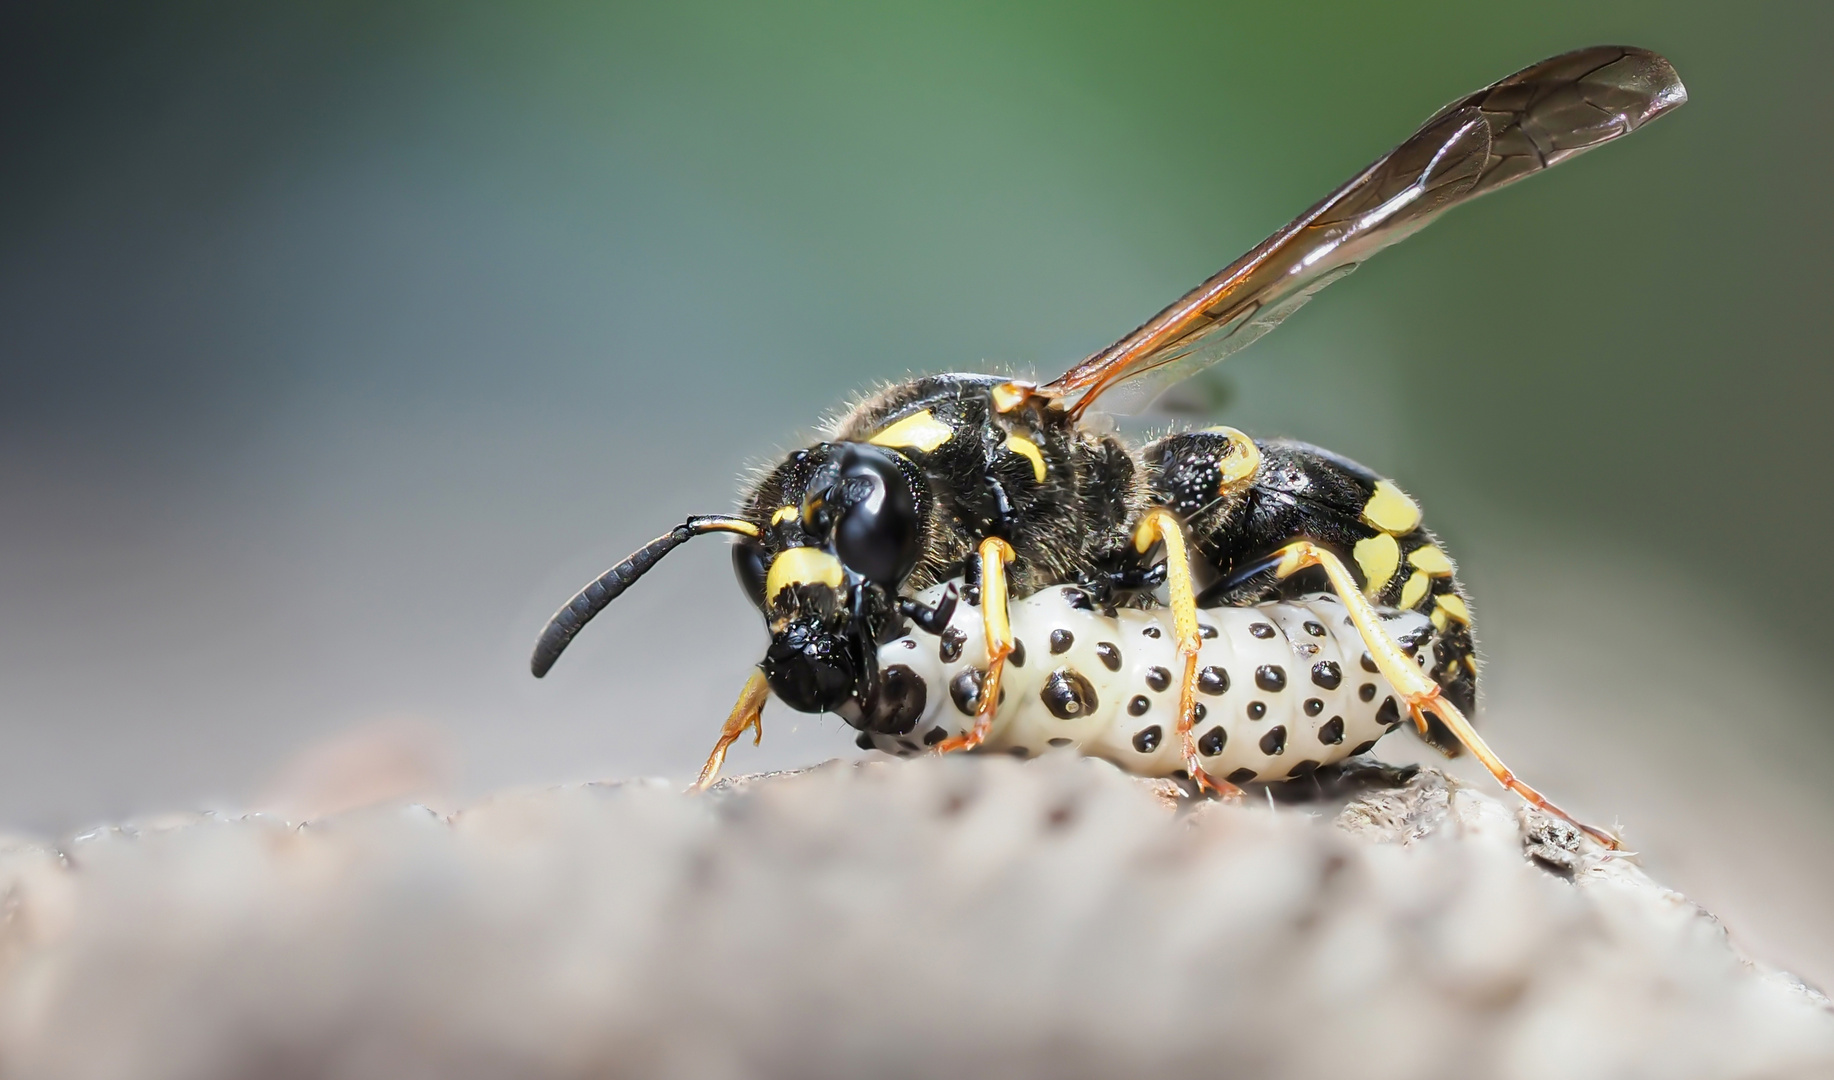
left=732, top=441, right=929, bottom=724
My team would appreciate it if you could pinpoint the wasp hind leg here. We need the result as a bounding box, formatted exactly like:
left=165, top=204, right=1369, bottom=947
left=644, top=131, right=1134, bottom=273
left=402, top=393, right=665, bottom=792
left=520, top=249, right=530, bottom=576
left=1134, top=508, right=1244, bottom=801
left=692, top=668, right=772, bottom=791
left=1273, top=540, right=1620, bottom=849
left=935, top=537, right=1017, bottom=754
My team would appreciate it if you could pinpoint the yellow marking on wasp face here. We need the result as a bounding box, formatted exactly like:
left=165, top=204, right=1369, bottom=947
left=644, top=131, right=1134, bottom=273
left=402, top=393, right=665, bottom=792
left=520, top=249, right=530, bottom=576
left=1362, top=480, right=1422, bottom=535
left=868, top=409, right=953, bottom=453
left=1352, top=533, right=1401, bottom=595
left=991, top=381, right=1034, bottom=413
left=1408, top=544, right=1453, bottom=576
left=1004, top=434, right=1047, bottom=483
left=1398, top=570, right=1431, bottom=610
left=1430, top=607, right=1449, bottom=632
left=764, top=546, right=843, bottom=600
left=770, top=505, right=798, bottom=527
left=1203, top=426, right=1262, bottom=491
left=1435, top=591, right=1470, bottom=625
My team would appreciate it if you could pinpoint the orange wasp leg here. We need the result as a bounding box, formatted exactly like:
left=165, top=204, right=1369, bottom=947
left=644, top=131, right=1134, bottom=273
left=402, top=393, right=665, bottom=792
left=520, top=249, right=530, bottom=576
left=1273, top=540, right=1619, bottom=849
left=1135, top=508, right=1243, bottom=801
left=691, top=667, right=772, bottom=792
left=935, top=537, right=1016, bottom=754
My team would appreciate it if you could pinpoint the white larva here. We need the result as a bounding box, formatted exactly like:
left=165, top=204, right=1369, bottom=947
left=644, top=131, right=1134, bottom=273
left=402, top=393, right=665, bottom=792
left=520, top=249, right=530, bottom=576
left=865, top=580, right=1443, bottom=784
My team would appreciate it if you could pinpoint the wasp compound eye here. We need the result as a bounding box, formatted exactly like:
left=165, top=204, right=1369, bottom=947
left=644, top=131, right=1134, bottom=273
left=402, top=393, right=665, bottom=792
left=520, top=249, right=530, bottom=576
left=731, top=540, right=769, bottom=610
left=830, top=443, right=921, bottom=586
left=762, top=621, right=857, bottom=713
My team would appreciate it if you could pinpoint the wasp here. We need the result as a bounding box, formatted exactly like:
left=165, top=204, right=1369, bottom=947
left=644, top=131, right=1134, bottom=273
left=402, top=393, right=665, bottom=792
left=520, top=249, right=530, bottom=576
left=531, top=46, right=1684, bottom=847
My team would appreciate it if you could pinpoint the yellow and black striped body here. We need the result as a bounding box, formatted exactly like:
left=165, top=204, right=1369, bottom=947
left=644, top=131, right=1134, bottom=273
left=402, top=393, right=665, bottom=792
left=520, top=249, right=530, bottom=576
left=1144, top=433, right=1476, bottom=751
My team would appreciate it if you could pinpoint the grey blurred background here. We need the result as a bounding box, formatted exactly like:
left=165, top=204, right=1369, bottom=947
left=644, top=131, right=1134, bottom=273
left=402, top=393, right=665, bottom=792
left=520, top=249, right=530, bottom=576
left=2, top=0, right=1829, bottom=982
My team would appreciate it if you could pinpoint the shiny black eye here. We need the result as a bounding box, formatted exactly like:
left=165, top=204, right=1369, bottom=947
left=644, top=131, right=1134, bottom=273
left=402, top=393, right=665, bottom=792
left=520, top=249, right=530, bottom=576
left=830, top=443, right=921, bottom=585
left=731, top=541, right=769, bottom=610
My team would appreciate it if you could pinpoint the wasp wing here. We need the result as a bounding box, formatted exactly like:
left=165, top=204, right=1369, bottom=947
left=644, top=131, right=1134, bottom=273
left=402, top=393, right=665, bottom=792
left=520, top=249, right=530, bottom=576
left=1043, top=45, right=1686, bottom=417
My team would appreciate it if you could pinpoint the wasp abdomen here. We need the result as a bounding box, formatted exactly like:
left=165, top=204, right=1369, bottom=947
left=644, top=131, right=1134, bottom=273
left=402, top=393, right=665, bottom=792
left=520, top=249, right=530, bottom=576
left=868, top=580, right=1445, bottom=782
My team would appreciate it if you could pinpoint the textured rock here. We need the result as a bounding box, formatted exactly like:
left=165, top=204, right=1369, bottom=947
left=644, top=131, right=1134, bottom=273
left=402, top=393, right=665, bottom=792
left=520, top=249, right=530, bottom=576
left=0, top=754, right=1828, bottom=1079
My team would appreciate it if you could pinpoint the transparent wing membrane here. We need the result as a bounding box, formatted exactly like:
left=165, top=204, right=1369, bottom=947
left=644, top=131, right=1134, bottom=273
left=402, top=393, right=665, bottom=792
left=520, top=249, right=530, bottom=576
left=1044, top=46, right=1686, bottom=417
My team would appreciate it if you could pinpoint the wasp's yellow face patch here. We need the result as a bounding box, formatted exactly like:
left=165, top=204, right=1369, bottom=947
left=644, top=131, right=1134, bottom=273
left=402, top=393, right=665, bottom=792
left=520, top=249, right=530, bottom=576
left=764, top=546, right=844, bottom=600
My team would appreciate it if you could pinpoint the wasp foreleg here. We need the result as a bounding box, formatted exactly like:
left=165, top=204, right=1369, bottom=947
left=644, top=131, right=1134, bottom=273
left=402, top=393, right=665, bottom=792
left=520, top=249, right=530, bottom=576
left=935, top=537, right=1015, bottom=754
left=1134, top=508, right=1243, bottom=801
left=1273, top=540, right=1618, bottom=848
left=692, top=668, right=772, bottom=791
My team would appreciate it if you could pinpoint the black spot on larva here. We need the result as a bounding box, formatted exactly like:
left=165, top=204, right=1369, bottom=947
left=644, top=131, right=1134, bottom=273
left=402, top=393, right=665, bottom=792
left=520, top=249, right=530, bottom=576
left=1249, top=622, right=1276, bottom=639
left=1199, top=624, right=1217, bottom=639
left=1049, top=628, right=1074, bottom=654
left=1171, top=769, right=1188, bottom=780
left=862, top=664, right=927, bottom=735
left=1311, top=661, right=1341, bottom=690
left=1376, top=697, right=1401, bottom=728
left=1048, top=737, right=1072, bottom=748
left=1304, top=621, right=1326, bottom=637
left=1145, top=666, right=1172, bottom=692
left=924, top=726, right=949, bottom=746
left=1040, top=668, right=1099, bottom=720
left=898, top=739, right=918, bottom=753
left=1255, top=665, right=1286, bottom=692
left=1198, top=726, right=1227, bottom=756
left=856, top=732, right=875, bottom=750
left=1349, top=740, right=1378, bottom=756
left=1008, top=638, right=1026, bottom=668
left=1095, top=642, right=1122, bottom=671
left=1318, top=717, right=1345, bottom=745
left=1247, top=701, right=1266, bottom=720
left=1361, top=652, right=1379, bottom=673
left=1358, top=683, right=1377, bottom=702
left=1008, top=746, right=1030, bottom=757
left=900, top=638, right=916, bottom=650
left=1192, top=702, right=1207, bottom=721
left=1304, top=698, right=1323, bottom=717
left=1227, top=767, right=1258, bottom=785
left=1061, top=587, right=1095, bottom=611
left=950, top=669, right=984, bottom=716
left=1142, top=625, right=1162, bottom=639
left=1286, top=759, right=1321, bottom=778
left=1198, top=666, right=1230, bottom=695
left=940, top=626, right=966, bottom=663
left=1128, top=695, right=1150, bottom=716
left=895, top=747, right=915, bottom=757
left=1133, top=725, right=1162, bottom=753
left=1259, top=725, right=1288, bottom=755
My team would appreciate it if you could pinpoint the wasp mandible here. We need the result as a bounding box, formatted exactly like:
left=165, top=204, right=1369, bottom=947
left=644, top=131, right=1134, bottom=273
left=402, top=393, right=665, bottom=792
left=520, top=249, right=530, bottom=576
left=531, top=46, right=1685, bottom=847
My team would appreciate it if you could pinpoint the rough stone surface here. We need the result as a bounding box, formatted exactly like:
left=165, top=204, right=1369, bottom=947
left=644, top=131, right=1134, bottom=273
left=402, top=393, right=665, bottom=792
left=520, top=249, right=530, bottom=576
left=0, top=754, right=1829, bottom=1079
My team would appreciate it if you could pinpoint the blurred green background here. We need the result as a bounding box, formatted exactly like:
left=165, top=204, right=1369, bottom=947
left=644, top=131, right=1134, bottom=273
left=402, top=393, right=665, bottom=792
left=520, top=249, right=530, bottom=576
left=3, top=1, right=1830, bottom=980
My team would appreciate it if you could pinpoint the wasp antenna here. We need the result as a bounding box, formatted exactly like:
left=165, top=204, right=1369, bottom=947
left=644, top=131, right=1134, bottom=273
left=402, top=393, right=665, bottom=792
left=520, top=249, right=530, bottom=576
left=530, top=515, right=759, bottom=678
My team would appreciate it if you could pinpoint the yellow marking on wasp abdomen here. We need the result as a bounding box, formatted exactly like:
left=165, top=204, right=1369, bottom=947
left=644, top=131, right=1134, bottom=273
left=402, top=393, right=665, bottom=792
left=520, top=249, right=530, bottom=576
left=869, top=409, right=953, bottom=453
left=764, top=546, right=844, bottom=600
left=1408, top=544, right=1454, bottom=576
left=1003, top=434, right=1047, bottom=483
left=1435, top=591, right=1470, bottom=625
left=1353, top=533, right=1401, bottom=595
left=1398, top=570, right=1431, bottom=610
left=1362, top=480, right=1422, bottom=535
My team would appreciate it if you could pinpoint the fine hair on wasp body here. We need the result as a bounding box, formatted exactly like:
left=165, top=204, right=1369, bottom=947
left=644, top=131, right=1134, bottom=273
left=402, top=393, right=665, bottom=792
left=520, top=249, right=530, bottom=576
left=530, top=46, right=1686, bottom=847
